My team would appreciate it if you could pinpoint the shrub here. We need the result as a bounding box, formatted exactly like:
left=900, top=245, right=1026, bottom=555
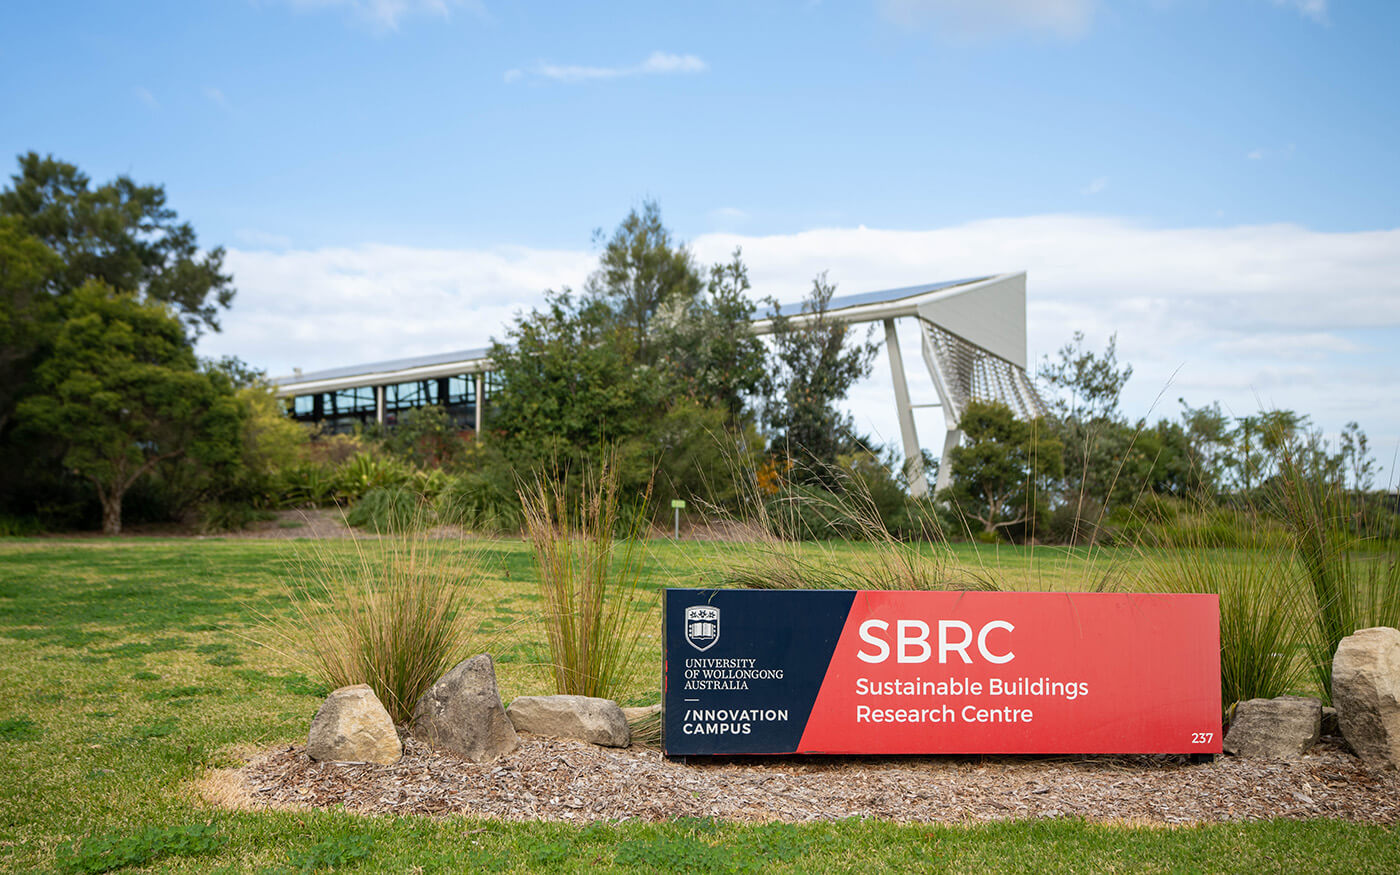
left=334, top=453, right=412, bottom=503
left=436, top=472, right=522, bottom=533
left=345, top=486, right=425, bottom=534
left=276, top=532, right=484, bottom=724
left=519, top=456, right=653, bottom=699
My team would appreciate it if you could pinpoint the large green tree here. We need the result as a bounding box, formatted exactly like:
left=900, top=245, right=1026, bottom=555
left=763, top=272, right=877, bottom=476
left=585, top=200, right=702, bottom=363
left=0, top=152, right=234, bottom=336
left=0, top=217, right=61, bottom=434
left=487, top=289, right=665, bottom=461
left=938, top=400, right=1063, bottom=538
left=652, top=248, right=772, bottom=423
left=16, top=282, right=242, bottom=534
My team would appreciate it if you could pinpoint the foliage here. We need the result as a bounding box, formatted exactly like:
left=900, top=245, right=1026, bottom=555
left=276, top=533, right=485, bottom=724
left=938, top=400, right=1062, bottom=539
left=345, top=486, right=425, bottom=533
left=488, top=288, right=664, bottom=461
left=435, top=470, right=522, bottom=532
left=0, top=215, right=61, bottom=435
left=56, top=823, right=227, bottom=874
left=651, top=247, right=772, bottom=422
left=15, top=282, right=243, bottom=534
left=0, top=151, right=234, bottom=336
left=382, top=403, right=467, bottom=469
left=586, top=199, right=703, bottom=364
left=286, top=834, right=375, bottom=873
left=763, top=272, right=877, bottom=475
left=519, top=456, right=653, bottom=699
left=716, top=453, right=979, bottom=592
left=1038, top=330, right=1133, bottom=422
left=1275, top=457, right=1400, bottom=700
left=1144, top=545, right=1307, bottom=712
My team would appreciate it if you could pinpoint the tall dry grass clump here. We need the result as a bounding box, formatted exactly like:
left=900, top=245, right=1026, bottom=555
left=1142, top=543, right=1307, bottom=713
left=1276, top=459, right=1400, bottom=699
left=519, top=457, right=653, bottom=700
left=274, top=525, right=485, bottom=724
left=707, top=445, right=992, bottom=591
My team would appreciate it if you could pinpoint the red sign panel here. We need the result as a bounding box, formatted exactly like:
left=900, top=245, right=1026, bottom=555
left=664, top=590, right=1221, bottom=756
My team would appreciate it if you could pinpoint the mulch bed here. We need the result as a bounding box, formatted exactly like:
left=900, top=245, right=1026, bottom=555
left=218, top=734, right=1399, bottom=825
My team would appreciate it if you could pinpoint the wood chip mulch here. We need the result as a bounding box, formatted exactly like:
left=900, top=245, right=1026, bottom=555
left=221, top=734, right=1399, bottom=825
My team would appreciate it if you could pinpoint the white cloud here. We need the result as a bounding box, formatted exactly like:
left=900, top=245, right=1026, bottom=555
left=1273, top=0, right=1328, bottom=24
left=202, top=243, right=594, bottom=378
left=133, top=86, right=159, bottom=109
left=280, top=0, right=483, bottom=32
left=199, top=215, right=1400, bottom=464
left=509, top=51, right=708, bottom=84
left=1083, top=176, right=1108, bottom=195
left=879, top=0, right=1095, bottom=38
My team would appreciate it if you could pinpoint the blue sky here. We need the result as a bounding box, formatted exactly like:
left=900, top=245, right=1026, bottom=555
left=4, top=1, right=1398, bottom=473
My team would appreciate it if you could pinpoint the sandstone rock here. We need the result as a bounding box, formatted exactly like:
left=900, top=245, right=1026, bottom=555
left=410, top=655, right=518, bottom=762
left=1223, top=695, right=1320, bottom=758
left=507, top=695, right=630, bottom=747
left=307, top=684, right=402, bottom=765
left=1332, top=626, right=1400, bottom=769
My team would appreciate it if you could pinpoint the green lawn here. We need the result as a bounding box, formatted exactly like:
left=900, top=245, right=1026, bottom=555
left=0, top=537, right=1393, bottom=873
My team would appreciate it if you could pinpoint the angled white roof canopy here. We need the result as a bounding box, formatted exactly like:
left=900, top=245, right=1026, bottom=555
left=270, top=271, right=1043, bottom=498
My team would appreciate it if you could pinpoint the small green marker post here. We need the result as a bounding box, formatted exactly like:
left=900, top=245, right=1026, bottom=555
left=671, top=499, right=686, bottom=539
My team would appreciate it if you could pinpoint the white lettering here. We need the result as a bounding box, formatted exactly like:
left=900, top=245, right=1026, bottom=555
left=857, top=619, right=890, bottom=663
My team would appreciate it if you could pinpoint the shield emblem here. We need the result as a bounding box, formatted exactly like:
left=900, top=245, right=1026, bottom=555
left=684, top=605, right=720, bottom=651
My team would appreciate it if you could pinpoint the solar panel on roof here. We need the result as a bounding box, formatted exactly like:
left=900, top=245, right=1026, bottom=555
left=756, top=276, right=989, bottom=320
left=274, top=346, right=490, bottom=386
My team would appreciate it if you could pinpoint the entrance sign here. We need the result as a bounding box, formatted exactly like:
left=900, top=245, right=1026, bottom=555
left=664, top=589, right=1221, bottom=756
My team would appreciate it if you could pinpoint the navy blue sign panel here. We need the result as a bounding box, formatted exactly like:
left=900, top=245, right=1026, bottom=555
left=664, top=588, right=854, bottom=756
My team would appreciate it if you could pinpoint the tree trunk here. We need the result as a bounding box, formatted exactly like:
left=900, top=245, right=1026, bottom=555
left=101, top=492, right=123, bottom=536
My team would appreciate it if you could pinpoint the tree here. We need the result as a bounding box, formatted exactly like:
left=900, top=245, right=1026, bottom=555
left=938, top=400, right=1063, bottom=538
left=763, top=272, right=877, bottom=476
left=487, top=289, right=665, bottom=463
left=585, top=200, right=701, bottom=363
left=0, top=216, right=61, bottom=434
left=0, top=152, right=234, bottom=337
left=16, top=282, right=242, bottom=534
left=1179, top=400, right=1232, bottom=494
left=1037, top=330, right=1133, bottom=422
left=652, top=247, right=771, bottom=423
left=1036, top=331, right=1136, bottom=510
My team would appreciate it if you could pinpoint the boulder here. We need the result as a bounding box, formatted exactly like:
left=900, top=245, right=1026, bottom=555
left=307, top=684, right=402, bottom=765
left=1332, top=626, right=1400, bottom=769
left=507, top=695, right=630, bottom=747
left=410, top=655, right=518, bottom=762
left=1223, top=695, right=1321, bottom=758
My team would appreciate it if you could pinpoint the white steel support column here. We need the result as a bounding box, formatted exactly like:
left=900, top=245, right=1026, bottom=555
left=919, top=322, right=962, bottom=498
left=474, top=373, right=484, bottom=433
left=883, top=318, right=927, bottom=498
left=374, top=385, right=385, bottom=424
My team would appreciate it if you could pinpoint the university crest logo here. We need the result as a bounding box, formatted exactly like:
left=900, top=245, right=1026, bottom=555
left=684, top=605, right=720, bottom=652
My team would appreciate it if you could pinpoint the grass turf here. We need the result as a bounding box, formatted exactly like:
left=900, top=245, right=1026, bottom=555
left=0, top=537, right=1393, bottom=873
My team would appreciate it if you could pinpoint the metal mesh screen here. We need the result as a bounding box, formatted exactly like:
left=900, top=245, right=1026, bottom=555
left=920, top=320, right=1046, bottom=422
